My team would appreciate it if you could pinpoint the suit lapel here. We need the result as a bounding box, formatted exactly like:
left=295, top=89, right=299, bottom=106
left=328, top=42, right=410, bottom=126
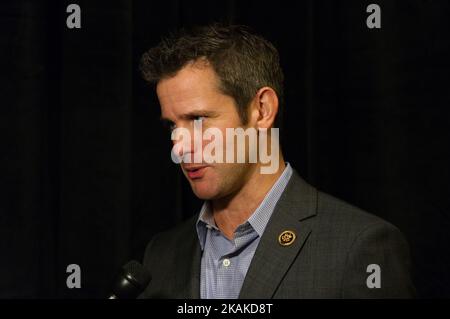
left=170, top=216, right=202, bottom=299
left=185, top=240, right=201, bottom=298
left=239, top=171, right=317, bottom=298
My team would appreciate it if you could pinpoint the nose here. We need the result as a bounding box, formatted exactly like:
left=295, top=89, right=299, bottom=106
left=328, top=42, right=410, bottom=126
left=171, top=131, right=190, bottom=162
left=171, top=126, right=202, bottom=163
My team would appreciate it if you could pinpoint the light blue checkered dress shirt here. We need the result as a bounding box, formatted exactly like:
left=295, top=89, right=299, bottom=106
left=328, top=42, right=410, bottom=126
left=196, top=163, right=293, bottom=299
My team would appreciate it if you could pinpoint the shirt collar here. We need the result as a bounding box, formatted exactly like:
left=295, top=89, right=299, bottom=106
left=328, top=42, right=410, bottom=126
left=196, top=163, right=293, bottom=250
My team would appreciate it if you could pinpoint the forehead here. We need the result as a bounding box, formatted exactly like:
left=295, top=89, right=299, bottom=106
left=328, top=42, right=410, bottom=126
left=156, top=62, right=221, bottom=107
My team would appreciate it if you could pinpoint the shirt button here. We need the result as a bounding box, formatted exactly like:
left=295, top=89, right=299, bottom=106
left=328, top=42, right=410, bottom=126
left=223, top=259, right=231, bottom=267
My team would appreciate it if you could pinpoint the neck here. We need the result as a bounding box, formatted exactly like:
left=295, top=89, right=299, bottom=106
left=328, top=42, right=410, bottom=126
left=212, top=155, right=286, bottom=240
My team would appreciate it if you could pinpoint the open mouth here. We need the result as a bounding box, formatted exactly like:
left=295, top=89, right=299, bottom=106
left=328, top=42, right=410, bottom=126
left=184, top=165, right=208, bottom=179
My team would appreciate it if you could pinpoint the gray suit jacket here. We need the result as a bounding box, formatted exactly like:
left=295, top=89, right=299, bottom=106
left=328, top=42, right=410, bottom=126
left=139, top=169, right=415, bottom=298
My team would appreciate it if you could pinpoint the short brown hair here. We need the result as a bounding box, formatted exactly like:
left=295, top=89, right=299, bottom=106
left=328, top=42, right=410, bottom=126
left=140, top=24, right=284, bottom=126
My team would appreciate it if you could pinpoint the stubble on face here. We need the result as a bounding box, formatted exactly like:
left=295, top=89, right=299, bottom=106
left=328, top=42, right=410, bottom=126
left=157, top=61, right=257, bottom=201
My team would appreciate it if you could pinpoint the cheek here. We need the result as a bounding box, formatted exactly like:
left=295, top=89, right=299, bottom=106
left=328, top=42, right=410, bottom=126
left=212, top=164, right=241, bottom=185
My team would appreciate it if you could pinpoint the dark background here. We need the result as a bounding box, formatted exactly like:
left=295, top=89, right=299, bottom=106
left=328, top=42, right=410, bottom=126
left=1, top=0, right=449, bottom=298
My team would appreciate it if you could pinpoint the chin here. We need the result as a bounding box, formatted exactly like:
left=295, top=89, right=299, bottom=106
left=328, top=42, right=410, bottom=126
left=190, top=182, right=220, bottom=200
left=192, top=188, right=217, bottom=200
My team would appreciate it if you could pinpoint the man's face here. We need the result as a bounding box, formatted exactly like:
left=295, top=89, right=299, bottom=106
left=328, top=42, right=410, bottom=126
left=157, top=62, right=255, bottom=200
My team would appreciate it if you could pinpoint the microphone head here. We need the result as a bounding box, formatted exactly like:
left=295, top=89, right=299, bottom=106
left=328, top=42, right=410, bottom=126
left=109, top=260, right=151, bottom=299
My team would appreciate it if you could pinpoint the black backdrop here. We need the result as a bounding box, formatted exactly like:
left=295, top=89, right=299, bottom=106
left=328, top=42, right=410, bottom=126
left=1, top=0, right=449, bottom=298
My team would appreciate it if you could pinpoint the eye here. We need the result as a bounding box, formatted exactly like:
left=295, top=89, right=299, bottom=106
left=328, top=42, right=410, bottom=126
left=189, top=115, right=206, bottom=127
left=193, top=115, right=205, bottom=122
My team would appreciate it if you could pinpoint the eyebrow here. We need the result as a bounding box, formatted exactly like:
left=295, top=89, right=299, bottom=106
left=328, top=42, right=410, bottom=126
left=159, top=109, right=219, bottom=124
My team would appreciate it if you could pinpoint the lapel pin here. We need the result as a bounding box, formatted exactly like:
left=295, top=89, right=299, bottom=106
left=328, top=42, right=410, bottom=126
left=278, top=230, right=296, bottom=246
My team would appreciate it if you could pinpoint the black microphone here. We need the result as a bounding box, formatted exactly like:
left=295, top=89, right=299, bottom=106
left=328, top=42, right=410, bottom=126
left=108, top=260, right=151, bottom=299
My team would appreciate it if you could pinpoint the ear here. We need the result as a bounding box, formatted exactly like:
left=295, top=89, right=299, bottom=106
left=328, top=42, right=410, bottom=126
left=252, top=87, right=279, bottom=129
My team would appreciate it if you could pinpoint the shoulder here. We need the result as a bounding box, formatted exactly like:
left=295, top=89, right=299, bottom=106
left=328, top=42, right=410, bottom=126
left=316, top=190, right=398, bottom=233
left=142, top=214, right=198, bottom=267
left=312, top=188, right=409, bottom=254
left=287, top=170, right=410, bottom=258
left=314, top=193, right=416, bottom=297
left=304, top=186, right=415, bottom=297
left=287, top=170, right=401, bottom=236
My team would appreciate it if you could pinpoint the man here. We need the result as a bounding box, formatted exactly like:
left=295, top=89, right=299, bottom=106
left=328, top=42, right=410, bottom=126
left=138, top=24, right=415, bottom=298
